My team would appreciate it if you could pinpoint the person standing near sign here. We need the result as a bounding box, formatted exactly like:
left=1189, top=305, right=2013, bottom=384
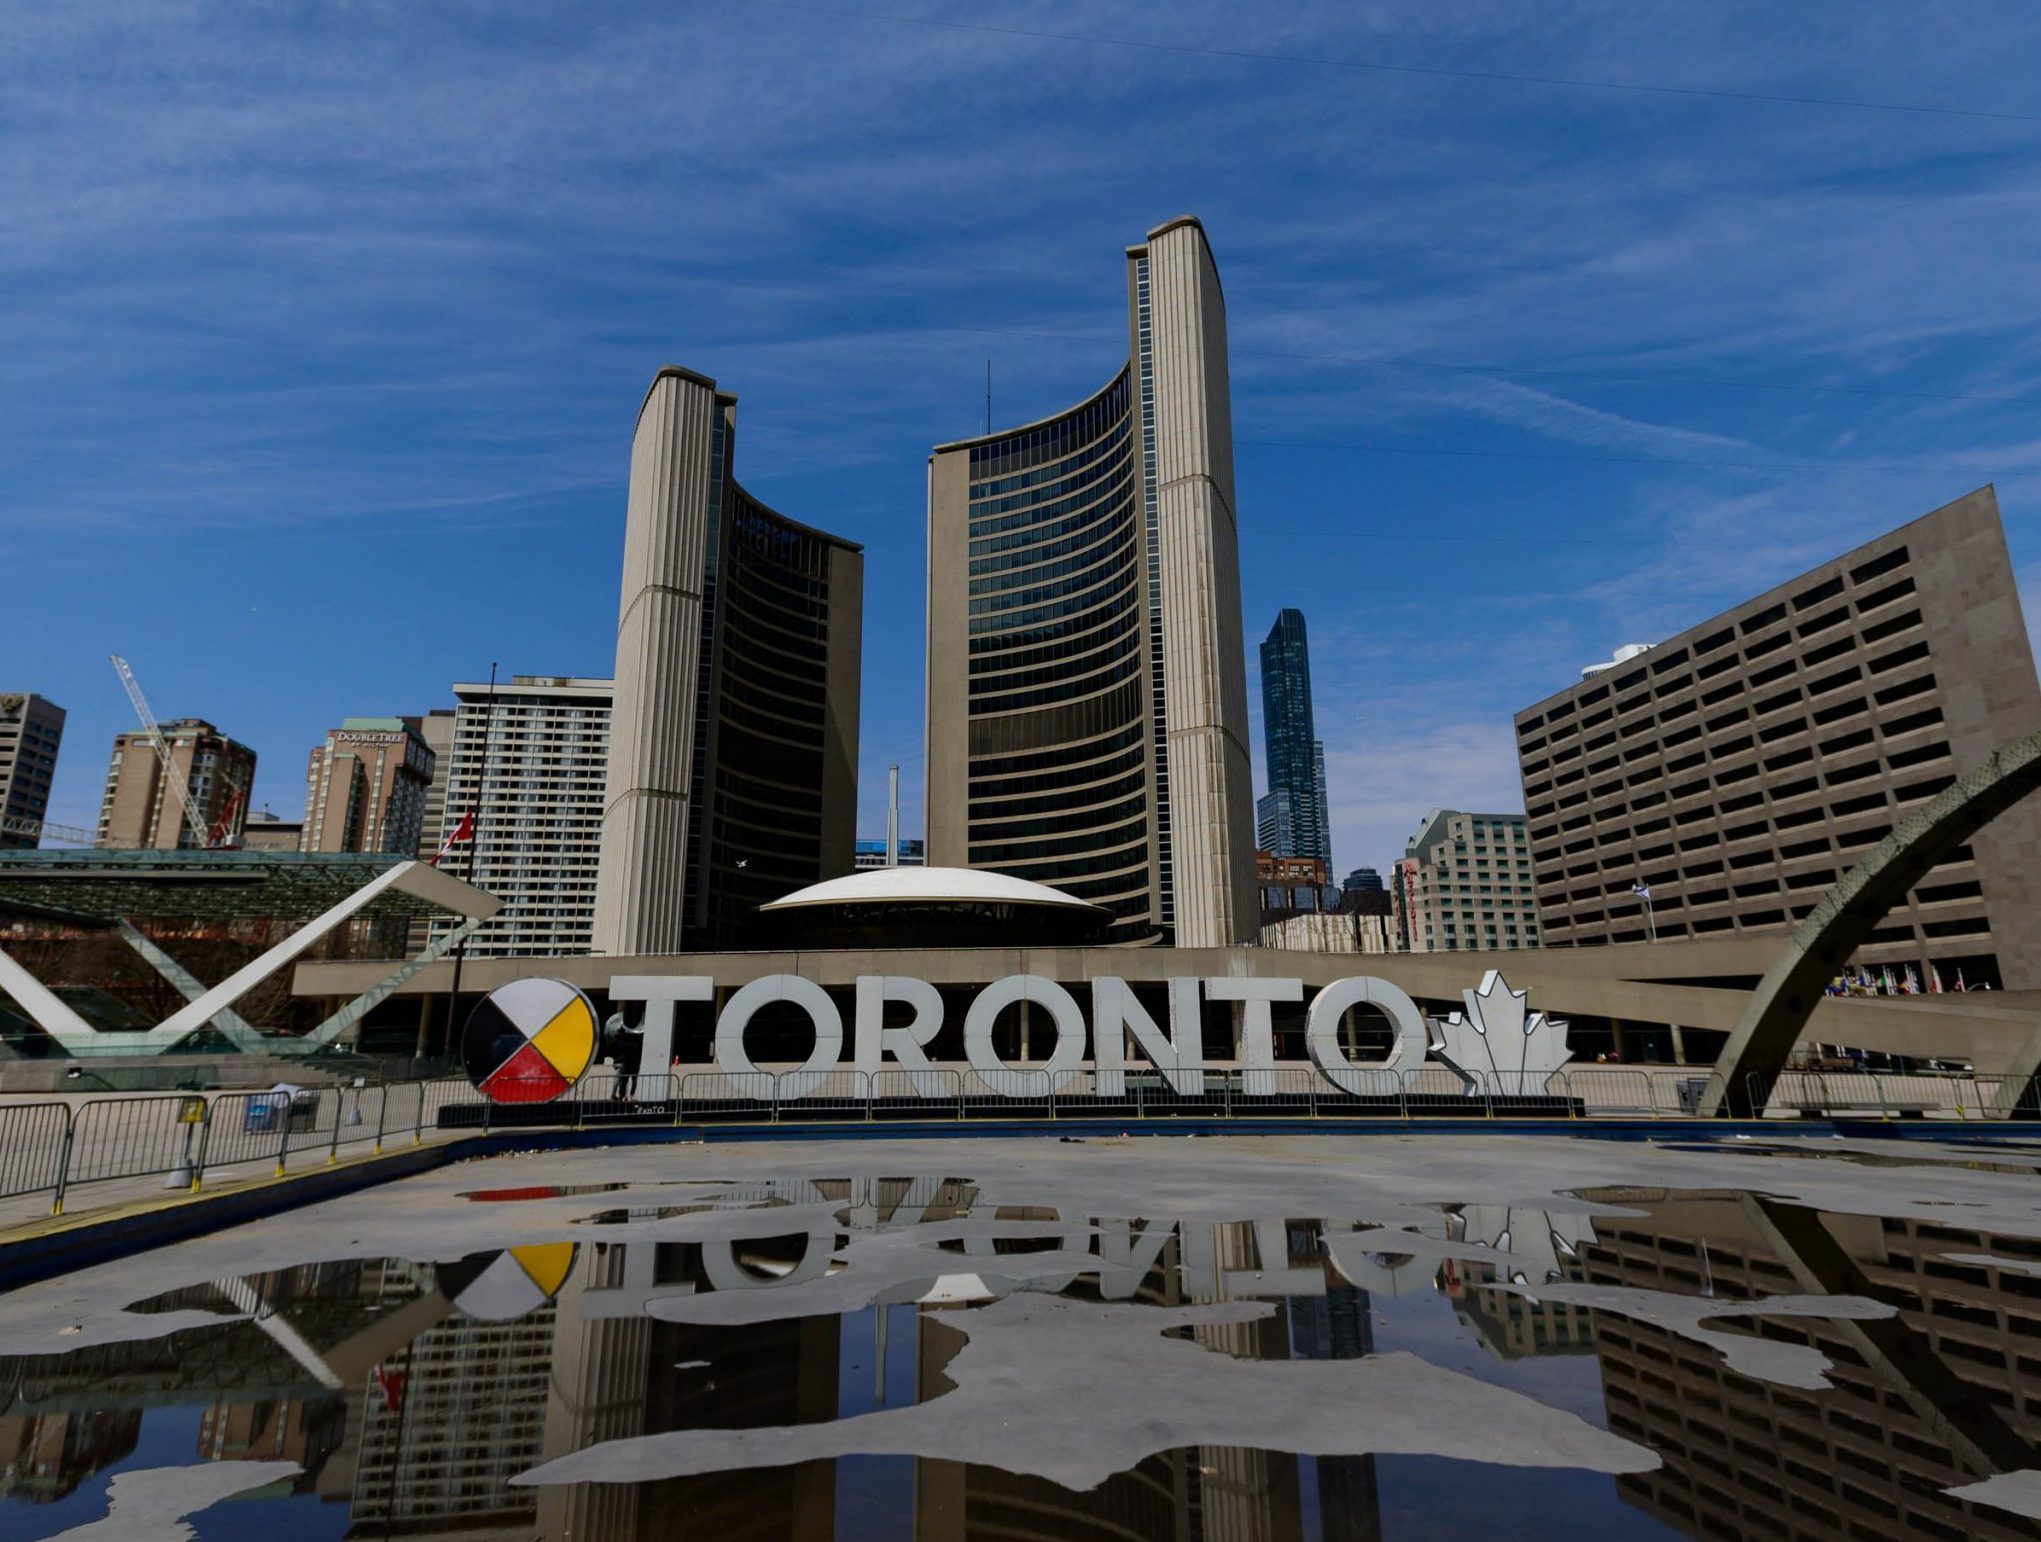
left=605, top=1008, right=644, bottom=1101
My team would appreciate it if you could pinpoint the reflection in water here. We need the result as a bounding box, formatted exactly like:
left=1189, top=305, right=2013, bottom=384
left=1575, top=1192, right=2041, bottom=1541
left=0, top=1173, right=2037, bottom=1539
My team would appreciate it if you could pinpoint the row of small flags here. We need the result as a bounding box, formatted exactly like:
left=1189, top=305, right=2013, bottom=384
left=1826, top=964, right=1973, bottom=996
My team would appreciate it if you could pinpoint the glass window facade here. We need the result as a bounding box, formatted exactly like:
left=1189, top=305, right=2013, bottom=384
left=956, top=368, right=1157, bottom=941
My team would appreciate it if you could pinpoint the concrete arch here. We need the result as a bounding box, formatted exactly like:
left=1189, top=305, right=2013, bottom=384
left=1704, top=729, right=2041, bottom=1117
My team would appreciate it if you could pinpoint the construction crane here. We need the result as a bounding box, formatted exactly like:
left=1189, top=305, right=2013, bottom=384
left=109, top=654, right=215, bottom=850
left=0, top=813, right=96, bottom=847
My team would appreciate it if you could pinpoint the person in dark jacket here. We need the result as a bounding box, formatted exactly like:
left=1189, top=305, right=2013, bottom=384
left=605, top=1008, right=645, bottom=1101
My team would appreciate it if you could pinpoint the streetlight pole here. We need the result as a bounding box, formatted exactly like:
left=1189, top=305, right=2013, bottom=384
left=441, top=662, right=498, bottom=1057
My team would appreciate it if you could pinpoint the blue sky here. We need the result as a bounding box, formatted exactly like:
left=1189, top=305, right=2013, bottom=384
left=7, top=2, right=2041, bottom=875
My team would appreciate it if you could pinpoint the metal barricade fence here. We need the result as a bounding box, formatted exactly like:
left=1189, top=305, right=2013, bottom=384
left=571, top=1071, right=651, bottom=1126
left=1633, top=1069, right=1700, bottom=1116
left=198, top=1091, right=293, bottom=1175
left=1400, top=1066, right=1478, bottom=1117
left=419, top=1075, right=487, bottom=1133
left=1665, top=1073, right=1729, bottom=1117
left=1764, top=1070, right=1834, bottom=1116
left=868, top=1067, right=961, bottom=1119
left=1127, top=1070, right=1226, bottom=1119
left=328, top=1081, right=387, bottom=1152
left=777, top=1068, right=871, bottom=1122
left=1230, top=1066, right=1318, bottom=1117
left=0, top=1103, right=72, bottom=1199
left=1860, top=1072, right=1944, bottom=1119
left=958, top=1066, right=1055, bottom=1118
left=11, top=1059, right=2038, bottom=1216
left=281, top=1086, right=342, bottom=1165
left=1558, top=1068, right=1653, bottom=1118
left=630, top=1065, right=683, bottom=1108
left=1975, top=1068, right=2024, bottom=1117
left=378, top=1079, right=426, bottom=1144
left=1486, top=1070, right=1560, bottom=1103
left=63, top=1095, right=209, bottom=1189
left=1041, top=1068, right=1139, bottom=1120
left=678, top=1070, right=777, bottom=1122
left=1313, top=1067, right=1411, bottom=1119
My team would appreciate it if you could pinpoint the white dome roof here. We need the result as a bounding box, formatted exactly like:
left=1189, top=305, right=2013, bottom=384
left=760, top=865, right=1106, bottom=913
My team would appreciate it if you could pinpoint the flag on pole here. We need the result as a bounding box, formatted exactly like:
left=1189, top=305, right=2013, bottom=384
left=432, top=809, right=475, bottom=867
left=1902, top=966, right=1920, bottom=996
left=1631, top=882, right=1651, bottom=900
left=1927, top=963, right=1943, bottom=994
left=1953, top=968, right=1968, bottom=993
left=1880, top=966, right=1898, bottom=996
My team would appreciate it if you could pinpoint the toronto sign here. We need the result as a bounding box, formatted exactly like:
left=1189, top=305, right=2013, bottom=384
left=466, top=968, right=1572, bottom=1103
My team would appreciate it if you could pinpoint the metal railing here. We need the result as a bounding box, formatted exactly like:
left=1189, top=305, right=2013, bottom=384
left=0, top=1067, right=2032, bottom=1217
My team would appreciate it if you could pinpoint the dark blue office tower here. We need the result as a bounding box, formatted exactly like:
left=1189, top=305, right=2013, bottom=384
left=1256, top=608, right=1331, bottom=869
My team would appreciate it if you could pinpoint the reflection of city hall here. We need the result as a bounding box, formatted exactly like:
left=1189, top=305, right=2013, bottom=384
left=8, top=1187, right=2041, bottom=1540
left=0, top=1192, right=1382, bottom=1542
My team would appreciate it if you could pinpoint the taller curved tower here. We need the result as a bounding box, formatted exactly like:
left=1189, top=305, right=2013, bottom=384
left=594, top=367, right=862, bottom=955
left=926, top=218, right=1257, bottom=946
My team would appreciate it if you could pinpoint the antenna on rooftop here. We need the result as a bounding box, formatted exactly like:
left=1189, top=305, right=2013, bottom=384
left=985, top=359, right=992, bottom=435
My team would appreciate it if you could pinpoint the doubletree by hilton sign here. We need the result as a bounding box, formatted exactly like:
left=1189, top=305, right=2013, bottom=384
left=463, top=969, right=1572, bottom=1104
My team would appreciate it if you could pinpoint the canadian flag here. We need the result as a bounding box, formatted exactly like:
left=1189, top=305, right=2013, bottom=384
left=432, top=810, right=475, bottom=867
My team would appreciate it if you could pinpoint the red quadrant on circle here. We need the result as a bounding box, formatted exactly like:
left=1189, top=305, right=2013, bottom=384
left=481, top=1040, right=570, bottom=1103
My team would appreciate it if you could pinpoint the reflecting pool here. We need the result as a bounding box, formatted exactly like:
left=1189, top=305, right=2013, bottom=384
left=2, top=1134, right=2039, bottom=1539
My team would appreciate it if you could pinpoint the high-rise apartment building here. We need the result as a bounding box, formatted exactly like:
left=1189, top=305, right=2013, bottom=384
left=925, top=217, right=1258, bottom=946
left=0, top=693, right=65, bottom=849
left=412, top=708, right=457, bottom=861
left=430, top=676, right=610, bottom=957
left=593, top=366, right=863, bottom=956
left=95, top=718, right=255, bottom=850
left=1256, top=609, right=1331, bottom=869
left=301, top=717, right=435, bottom=855
left=1391, top=808, right=1539, bottom=953
left=1514, top=488, right=2041, bottom=989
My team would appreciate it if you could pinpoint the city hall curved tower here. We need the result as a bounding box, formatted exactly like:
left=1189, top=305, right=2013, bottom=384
left=926, top=218, right=1256, bottom=946
left=594, top=367, right=862, bottom=955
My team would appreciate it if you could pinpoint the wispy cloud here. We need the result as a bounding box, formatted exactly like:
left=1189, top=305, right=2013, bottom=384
left=8, top=0, right=2041, bottom=836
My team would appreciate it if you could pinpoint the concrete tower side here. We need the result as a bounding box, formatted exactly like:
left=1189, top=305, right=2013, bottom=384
left=923, top=448, right=973, bottom=872
left=1138, top=219, right=1257, bottom=946
left=592, top=368, right=720, bottom=956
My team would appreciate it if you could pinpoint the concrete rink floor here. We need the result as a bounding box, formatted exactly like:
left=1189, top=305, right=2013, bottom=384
left=5, top=1131, right=2041, bottom=1539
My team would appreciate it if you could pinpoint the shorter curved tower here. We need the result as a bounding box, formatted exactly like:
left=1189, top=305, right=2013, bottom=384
left=926, top=218, right=1256, bottom=946
left=594, top=368, right=861, bottom=955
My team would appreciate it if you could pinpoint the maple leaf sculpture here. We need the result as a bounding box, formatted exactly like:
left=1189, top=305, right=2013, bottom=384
left=1425, top=970, right=1572, bottom=1098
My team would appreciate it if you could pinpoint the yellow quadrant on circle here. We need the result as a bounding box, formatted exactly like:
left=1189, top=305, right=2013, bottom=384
left=510, top=1243, right=577, bottom=1299
left=529, top=997, right=595, bottom=1078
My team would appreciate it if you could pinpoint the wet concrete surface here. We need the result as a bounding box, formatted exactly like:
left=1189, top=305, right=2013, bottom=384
left=1, top=1132, right=2038, bottom=1539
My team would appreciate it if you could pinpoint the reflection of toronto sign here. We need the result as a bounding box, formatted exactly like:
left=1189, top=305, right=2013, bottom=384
left=535, top=968, right=1569, bottom=1100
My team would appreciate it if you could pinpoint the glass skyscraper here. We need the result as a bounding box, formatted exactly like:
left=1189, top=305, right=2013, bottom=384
left=1256, top=608, right=1331, bottom=869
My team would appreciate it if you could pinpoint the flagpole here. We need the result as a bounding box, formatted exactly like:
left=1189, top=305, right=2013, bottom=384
left=440, top=662, right=498, bottom=1060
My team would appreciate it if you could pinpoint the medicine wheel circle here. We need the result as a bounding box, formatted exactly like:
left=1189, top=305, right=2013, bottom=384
left=462, top=977, right=598, bottom=1103
left=438, top=1244, right=579, bottom=1321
